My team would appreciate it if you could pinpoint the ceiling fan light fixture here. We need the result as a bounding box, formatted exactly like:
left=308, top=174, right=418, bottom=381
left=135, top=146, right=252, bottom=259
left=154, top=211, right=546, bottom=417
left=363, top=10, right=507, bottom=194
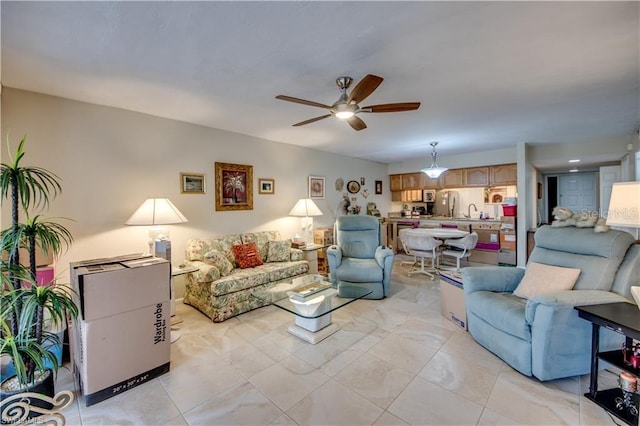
left=421, top=141, right=448, bottom=178
left=335, top=110, right=355, bottom=119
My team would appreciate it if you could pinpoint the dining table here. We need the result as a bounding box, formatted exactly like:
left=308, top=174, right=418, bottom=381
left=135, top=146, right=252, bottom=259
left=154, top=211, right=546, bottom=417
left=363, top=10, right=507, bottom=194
left=400, top=227, right=470, bottom=273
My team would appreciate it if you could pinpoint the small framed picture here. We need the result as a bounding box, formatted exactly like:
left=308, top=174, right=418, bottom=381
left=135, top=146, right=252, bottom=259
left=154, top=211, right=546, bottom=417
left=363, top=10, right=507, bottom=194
left=308, top=176, right=325, bottom=199
left=180, top=173, right=206, bottom=194
left=259, top=178, right=275, bottom=194
left=375, top=180, right=382, bottom=195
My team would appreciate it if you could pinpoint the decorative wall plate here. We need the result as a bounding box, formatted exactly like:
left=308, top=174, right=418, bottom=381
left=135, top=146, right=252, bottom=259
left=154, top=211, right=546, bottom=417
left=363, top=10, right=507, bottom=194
left=347, top=180, right=361, bottom=194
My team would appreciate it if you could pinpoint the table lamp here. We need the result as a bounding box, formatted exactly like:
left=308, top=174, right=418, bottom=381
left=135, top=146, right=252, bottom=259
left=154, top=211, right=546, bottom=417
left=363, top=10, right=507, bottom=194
left=289, top=198, right=323, bottom=245
left=125, top=198, right=188, bottom=260
left=606, top=181, right=640, bottom=242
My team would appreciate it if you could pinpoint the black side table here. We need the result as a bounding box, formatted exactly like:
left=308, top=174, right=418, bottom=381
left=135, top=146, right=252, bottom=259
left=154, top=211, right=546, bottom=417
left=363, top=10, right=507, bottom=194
left=576, top=302, right=640, bottom=425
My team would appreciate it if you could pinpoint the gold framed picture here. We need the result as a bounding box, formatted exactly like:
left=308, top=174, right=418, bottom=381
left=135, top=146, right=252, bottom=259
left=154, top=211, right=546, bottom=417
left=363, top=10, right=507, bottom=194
left=308, top=176, right=325, bottom=199
left=258, top=178, right=275, bottom=195
left=215, top=162, right=253, bottom=211
left=180, top=173, right=206, bottom=194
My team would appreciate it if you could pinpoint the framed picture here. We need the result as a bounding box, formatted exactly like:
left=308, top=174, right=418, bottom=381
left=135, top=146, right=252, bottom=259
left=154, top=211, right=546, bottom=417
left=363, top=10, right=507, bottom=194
left=259, top=178, right=275, bottom=195
left=180, top=173, right=206, bottom=194
left=215, top=162, right=253, bottom=211
left=375, top=180, right=382, bottom=194
left=308, top=176, right=325, bottom=199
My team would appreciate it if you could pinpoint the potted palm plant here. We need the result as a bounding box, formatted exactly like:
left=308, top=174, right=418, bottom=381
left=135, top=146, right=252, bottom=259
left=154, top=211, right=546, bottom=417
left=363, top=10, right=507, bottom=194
left=0, top=135, right=78, bottom=418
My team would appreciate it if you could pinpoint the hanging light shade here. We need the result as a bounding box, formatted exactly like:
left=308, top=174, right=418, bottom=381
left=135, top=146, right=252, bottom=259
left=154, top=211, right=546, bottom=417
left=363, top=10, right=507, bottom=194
left=421, top=141, right=448, bottom=179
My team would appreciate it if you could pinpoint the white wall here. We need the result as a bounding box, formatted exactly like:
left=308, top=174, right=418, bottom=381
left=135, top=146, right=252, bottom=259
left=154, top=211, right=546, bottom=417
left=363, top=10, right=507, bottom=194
left=1, top=89, right=391, bottom=278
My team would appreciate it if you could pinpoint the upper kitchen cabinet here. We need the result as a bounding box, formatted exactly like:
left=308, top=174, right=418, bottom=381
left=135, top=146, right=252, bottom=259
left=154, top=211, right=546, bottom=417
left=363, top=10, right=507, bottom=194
left=464, top=167, right=490, bottom=187
left=441, top=169, right=464, bottom=188
left=490, top=164, right=517, bottom=186
left=390, top=174, right=403, bottom=191
left=423, top=174, right=441, bottom=189
left=401, top=172, right=424, bottom=189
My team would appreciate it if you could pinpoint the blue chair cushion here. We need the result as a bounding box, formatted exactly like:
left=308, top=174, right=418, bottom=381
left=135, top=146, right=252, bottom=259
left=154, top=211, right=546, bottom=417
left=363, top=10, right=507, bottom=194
left=466, top=291, right=530, bottom=341
left=335, top=258, right=383, bottom=283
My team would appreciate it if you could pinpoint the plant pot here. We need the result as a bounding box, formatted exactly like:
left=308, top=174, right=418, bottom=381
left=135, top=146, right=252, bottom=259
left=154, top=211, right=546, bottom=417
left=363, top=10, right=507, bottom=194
left=0, top=369, right=54, bottom=424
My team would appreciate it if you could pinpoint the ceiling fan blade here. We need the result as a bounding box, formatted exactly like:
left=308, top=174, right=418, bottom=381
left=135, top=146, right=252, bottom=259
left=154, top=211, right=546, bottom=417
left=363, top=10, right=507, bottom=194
left=276, top=95, right=332, bottom=110
left=347, top=116, right=367, bottom=131
left=361, top=102, right=421, bottom=113
left=347, top=74, right=384, bottom=105
left=292, top=114, right=332, bottom=127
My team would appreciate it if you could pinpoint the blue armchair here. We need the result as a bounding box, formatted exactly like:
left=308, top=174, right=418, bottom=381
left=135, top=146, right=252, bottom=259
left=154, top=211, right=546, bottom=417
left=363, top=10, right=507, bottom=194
left=327, top=215, right=394, bottom=299
left=463, top=225, right=640, bottom=381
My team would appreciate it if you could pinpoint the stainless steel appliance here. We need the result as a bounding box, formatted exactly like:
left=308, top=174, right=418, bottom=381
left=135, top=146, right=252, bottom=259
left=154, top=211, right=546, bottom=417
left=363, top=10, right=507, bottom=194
left=435, top=190, right=459, bottom=217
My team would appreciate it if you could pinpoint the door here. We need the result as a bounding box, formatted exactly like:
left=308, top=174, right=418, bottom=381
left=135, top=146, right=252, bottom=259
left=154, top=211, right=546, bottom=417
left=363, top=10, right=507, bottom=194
left=558, top=173, right=597, bottom=213
left=599, top=166, right=621, bottom=216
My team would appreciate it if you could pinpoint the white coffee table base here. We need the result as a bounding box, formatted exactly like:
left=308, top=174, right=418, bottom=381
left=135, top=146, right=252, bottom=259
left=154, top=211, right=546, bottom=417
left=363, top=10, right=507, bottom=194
left=287, top=323, right=340, bottom=344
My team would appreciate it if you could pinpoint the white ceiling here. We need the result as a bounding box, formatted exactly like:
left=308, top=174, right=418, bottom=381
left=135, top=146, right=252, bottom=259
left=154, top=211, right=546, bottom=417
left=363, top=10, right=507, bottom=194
left=1, top=1, right=638, bottom=166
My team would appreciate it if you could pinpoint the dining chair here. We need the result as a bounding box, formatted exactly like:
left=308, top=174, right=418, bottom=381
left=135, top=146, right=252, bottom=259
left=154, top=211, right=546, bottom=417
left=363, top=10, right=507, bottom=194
left=441, top=232, right=478, bottom=271
left=399, top=228, right=442, bottom=279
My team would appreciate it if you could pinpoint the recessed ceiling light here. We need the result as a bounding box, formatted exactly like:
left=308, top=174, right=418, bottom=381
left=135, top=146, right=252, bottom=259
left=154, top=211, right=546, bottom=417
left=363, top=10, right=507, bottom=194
left=569, top=168, right=579, bottom=173
left=569, top=159, right=580, bottom=163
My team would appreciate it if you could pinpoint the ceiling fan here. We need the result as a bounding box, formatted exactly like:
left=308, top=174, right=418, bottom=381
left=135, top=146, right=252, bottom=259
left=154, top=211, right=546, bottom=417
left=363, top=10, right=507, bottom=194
left=275, top=74, right=420, bottom=131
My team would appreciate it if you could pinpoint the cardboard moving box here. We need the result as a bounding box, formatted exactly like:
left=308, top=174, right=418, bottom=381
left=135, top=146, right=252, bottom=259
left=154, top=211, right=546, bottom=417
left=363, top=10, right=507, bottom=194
left=70, top=254, right=171, bottom=406
left=439, top=271, right=467, bottom=330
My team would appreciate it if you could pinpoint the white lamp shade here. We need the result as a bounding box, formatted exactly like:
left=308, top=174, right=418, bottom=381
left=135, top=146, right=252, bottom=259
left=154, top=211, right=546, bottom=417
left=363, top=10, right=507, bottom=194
left=289, top=198, right=323, bottom=217
left=125, top=198, right=188, bottom=226
left=421, top=166, right=448, bottom=179
left=606, top=182, right=640, bottom=227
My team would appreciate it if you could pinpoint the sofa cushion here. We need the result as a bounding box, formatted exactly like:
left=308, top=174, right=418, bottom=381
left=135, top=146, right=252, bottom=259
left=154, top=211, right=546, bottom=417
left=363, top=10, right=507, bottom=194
left=267, top=240, right=291, bottom=262
left=233, top=242, right=264, bottom=268
left=513, top=262, right=581, bottom=299
left=466, top=291, right=530, bottom=341
left=203, top=249, right=234, bottom=276
left=241, top=231, right=280, bottom=261
left=211, top=267, right=271, bottom=296
left=264, top=261, right=310, bottom=282
left=186, top=235, right=242, bottom=265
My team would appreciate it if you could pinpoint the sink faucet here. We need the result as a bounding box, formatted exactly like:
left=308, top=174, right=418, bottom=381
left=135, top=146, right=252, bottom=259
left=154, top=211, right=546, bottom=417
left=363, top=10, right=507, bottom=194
left=466, top=203, right=478, bottom=218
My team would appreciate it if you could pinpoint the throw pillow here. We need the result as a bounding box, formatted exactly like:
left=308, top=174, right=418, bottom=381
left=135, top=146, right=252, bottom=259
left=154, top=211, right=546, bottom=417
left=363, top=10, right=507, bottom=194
left=267, top=240, right=291, bottom=262
left=203, top=249, right=234, bottom=276
left=513, top=262, right=581, bottom=299
left=232, top=242, right=264, bottom=269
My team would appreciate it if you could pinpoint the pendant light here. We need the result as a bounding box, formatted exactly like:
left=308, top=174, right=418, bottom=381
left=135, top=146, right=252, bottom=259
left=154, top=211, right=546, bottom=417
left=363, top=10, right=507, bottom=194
left=421, top=142, right=448, bottom=178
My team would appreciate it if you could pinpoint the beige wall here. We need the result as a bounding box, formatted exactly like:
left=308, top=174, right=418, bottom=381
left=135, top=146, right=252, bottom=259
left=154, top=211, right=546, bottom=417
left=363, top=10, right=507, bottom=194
left=1, top=88, right=391, bottom=279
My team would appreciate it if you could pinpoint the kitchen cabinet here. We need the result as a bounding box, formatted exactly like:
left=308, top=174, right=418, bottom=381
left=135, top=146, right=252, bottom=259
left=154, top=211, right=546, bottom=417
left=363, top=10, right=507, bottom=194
left=441, top=169, right=464, bottom=188
left=390, top=174, right=403, bottom=191
left=490, top=164, right=517, bottom=186
left=423, top=175, right=441, bottom=189
left=402, top=172, right=424, bottom=190
left=465, top=167, right=490, bottom=187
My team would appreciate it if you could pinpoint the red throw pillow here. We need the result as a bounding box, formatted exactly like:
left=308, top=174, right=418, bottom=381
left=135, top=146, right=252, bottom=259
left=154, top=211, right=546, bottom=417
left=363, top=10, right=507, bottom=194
left=232, top=242, right=264, bottom=268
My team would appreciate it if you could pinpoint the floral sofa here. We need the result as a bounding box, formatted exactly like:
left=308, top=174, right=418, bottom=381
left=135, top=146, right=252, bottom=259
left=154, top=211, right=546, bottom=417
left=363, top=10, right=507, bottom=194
left=182, top=230, right=309, bottom=322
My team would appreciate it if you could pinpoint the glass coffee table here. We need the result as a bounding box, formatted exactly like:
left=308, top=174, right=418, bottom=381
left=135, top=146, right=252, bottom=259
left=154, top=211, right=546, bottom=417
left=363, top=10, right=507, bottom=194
left=253, top=275, right=372, bottom=344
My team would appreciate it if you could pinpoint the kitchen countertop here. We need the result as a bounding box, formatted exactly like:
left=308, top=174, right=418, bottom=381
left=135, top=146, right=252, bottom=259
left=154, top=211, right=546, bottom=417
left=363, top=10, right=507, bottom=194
left=388, top=216, right=501, bottom=224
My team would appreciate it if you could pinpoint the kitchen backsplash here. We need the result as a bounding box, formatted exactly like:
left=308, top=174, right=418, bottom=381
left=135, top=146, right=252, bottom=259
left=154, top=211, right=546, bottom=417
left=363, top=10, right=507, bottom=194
left=391, top=186, right=517, bottom=218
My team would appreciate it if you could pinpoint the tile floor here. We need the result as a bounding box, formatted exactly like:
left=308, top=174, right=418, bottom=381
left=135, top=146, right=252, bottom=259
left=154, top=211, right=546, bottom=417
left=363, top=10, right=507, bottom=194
left=54, top=257, right=625, bottom=425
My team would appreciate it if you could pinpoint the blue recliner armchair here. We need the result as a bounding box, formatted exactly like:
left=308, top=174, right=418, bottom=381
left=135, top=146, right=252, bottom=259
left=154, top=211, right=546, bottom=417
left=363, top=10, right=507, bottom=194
left=327, top=215, right=394, bottom=299
left=463, top=225, right=640, bottom=381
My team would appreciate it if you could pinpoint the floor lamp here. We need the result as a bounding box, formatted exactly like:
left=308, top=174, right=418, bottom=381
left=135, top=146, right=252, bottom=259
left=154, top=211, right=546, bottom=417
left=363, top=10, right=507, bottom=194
left=289, top=198, right=323, bottom=245
left=606, top=182, right=640, bottom=243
